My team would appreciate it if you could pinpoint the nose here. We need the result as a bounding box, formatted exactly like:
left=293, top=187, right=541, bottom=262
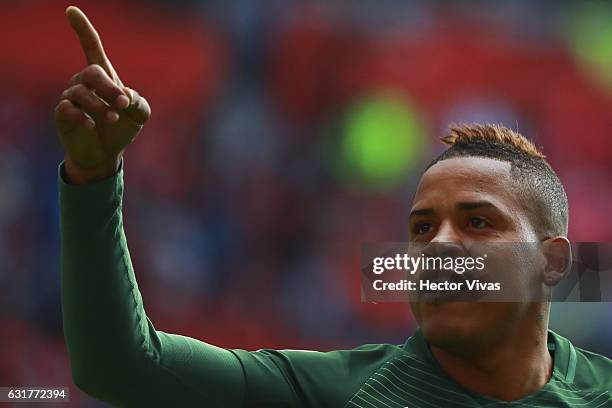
left=423, top=220, right=466, bottom=258
left=431, top=219, right=462, bottom=244
left=423, top=241, right=466, bottom=259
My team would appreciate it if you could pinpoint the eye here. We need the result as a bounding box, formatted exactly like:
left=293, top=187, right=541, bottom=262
left=469, top=216, right=490, bottom=229
left=414, top=223, right=433, bottom=235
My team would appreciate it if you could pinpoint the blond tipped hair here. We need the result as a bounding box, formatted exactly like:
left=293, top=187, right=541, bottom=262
left=441, top=123, right=545, bottom=159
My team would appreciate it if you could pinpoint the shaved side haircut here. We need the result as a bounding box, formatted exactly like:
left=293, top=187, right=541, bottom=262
left=427, top=124, right=568, bottom=238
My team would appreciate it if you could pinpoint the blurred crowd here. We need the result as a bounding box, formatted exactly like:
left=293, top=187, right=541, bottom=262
left=1, top=1, right=612, bottom=405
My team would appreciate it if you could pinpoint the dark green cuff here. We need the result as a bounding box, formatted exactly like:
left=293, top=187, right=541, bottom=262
left=58, top=160, right=125, bottom=222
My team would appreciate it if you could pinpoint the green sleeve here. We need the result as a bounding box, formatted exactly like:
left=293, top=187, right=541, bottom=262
left=59, top=160, right=396, bottom=407
left=232, top=344, right=404, bottom=407
left=60, top=161, right=248, bottom=407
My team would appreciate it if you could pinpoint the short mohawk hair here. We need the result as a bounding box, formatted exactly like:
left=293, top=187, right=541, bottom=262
left=441, top=124, right=545, bottom=159
left=427, top=123, right=568, bottom=238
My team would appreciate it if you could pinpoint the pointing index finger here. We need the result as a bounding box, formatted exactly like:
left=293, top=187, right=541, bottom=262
left=65, top=6, right=113, bottom=77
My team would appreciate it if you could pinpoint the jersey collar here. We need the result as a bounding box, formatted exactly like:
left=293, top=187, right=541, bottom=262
left=404, top=327, right=577, bottom=383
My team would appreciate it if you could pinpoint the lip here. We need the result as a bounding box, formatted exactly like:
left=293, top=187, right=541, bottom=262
left=416, top=271, right=490, bottom=302
left=418, top=289, right=466, bottom=302
left=418, top=288, right=490, bottom=302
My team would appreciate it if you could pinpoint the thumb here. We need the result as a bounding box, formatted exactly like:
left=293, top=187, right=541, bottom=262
left=121, top=87, right=151, bottom=126
left=122, top=87, right=134, bottom=105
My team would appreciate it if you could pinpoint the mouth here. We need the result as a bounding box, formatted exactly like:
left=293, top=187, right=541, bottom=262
left=416, top=269, right=489, bottom=302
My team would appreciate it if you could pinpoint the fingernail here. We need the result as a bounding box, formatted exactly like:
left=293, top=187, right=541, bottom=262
left=117, top=95, right=130, bottom=109
left=85, top=119, right=95, bottom=129
left=107, top=111, right=120, bottom=123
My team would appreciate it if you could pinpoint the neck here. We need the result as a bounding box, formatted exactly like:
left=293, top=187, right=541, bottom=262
left=429, top=316, right=552, bottom=401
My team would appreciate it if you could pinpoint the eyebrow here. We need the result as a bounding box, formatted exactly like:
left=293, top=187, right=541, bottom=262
left=409, top=201, right=498, bottom=218
left=456, top=201, right=496, bottom=211
left=409, top=208, right=434, bottom=217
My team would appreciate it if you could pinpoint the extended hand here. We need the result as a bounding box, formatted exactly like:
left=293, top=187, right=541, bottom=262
left=55, top=6, right=151, bottom=184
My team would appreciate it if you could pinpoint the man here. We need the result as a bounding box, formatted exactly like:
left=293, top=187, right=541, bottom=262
left=57, top=6, right=611, bottom=407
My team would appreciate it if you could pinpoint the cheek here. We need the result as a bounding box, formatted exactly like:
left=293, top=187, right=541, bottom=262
left=484, top=245, right=542, bottom=297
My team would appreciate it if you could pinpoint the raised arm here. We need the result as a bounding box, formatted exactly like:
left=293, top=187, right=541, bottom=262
left=56, top=7, right=246, bottom=406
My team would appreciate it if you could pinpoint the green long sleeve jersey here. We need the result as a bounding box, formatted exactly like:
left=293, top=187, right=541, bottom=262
left=59, top=162, right=612, bottom=408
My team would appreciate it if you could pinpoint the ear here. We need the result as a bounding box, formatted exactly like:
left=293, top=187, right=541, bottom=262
left=541, top=236, right=572, bottom=286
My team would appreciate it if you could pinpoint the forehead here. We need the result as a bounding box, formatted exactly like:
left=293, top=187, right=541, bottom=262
left=413, top=157, right=517, bottom=208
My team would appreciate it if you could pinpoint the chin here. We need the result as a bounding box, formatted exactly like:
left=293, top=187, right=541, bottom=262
left=412, top=302, right=495, bottom=353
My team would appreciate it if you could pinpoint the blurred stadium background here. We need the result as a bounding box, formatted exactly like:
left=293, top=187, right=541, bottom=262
left=1, top=0, right=612, bottom=405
